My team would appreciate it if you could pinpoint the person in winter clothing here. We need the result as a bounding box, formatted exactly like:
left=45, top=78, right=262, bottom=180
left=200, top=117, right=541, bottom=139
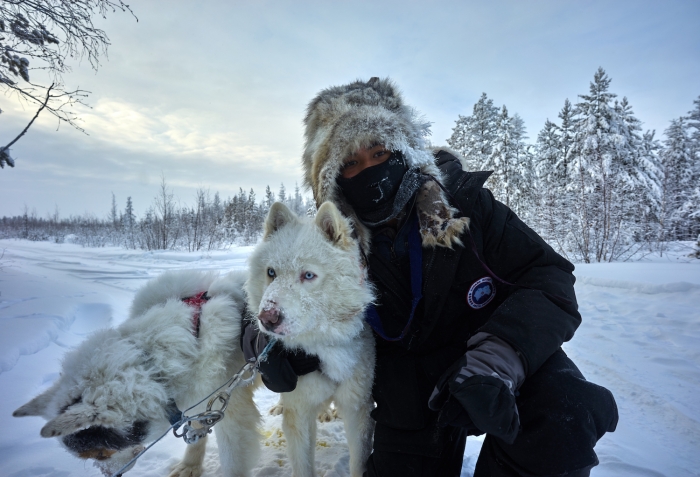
left=249, top=77, right=619, bottom=477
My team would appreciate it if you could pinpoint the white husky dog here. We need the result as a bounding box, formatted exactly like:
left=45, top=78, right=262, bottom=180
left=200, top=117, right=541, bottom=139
left=246, top=201, right=376, bottom=477
left=13, top=271, right=260, bottom=477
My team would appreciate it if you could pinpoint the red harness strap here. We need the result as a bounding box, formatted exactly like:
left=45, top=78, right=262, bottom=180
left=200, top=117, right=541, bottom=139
left=182, top=291, right=210, bottom=338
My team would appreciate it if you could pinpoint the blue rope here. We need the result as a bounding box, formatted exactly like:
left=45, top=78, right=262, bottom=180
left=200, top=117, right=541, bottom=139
left=364, top=213, right=423, bottom=341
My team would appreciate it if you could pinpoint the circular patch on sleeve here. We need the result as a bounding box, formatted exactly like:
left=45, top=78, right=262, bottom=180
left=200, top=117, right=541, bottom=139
left=467, top=277, right=496, bottom=309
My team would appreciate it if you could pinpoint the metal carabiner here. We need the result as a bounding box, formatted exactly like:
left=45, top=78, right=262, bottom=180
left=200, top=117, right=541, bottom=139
left=224, top=362, right=257, bottom=394
left=171, top=359, right=262, bottom=446
left=207, top=391, right=230, bottom=414
left=172, top=409, right=225, bottom=444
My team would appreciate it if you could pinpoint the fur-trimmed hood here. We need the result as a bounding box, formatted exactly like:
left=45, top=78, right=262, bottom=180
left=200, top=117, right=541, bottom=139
left=302, top=77, right=469, bottom=252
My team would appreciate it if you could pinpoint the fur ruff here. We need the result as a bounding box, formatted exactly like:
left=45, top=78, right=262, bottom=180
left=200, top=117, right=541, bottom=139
left=302, top=77, right=468, bottom=251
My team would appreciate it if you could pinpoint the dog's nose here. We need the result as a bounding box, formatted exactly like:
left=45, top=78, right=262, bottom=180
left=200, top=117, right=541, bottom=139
left=258, top=308, right=280, bottom=330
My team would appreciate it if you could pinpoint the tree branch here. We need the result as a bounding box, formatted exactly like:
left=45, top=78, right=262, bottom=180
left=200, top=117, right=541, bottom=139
left=0, top=83, right=52, bottom=167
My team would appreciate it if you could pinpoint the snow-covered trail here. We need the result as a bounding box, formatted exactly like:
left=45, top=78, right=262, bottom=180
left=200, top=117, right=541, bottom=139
left=0, top=239, right=698, bottom=477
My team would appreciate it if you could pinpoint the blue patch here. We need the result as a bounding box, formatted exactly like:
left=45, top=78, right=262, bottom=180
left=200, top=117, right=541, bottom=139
left=467, top=277, right=496, bottom=309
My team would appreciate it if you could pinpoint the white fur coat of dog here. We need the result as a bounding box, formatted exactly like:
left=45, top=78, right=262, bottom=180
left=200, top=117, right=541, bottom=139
left=13, top=270, right=260, bottom=477
left=246, top=201, right=376, bottom=477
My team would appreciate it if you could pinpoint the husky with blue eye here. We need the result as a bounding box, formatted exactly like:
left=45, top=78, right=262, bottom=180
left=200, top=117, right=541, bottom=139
left=13, top=270, right=261, bottom=477
left=246, top=201, right=376, bottom=477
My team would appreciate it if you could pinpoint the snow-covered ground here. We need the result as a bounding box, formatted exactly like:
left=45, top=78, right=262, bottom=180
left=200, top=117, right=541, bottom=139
left=0, top=239, right=698, bottom=477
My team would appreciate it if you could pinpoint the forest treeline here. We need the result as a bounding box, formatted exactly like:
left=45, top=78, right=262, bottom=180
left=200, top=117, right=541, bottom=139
left=1, top=181, right=315, bottom=250
left=2, top=68, right=699, bottom=262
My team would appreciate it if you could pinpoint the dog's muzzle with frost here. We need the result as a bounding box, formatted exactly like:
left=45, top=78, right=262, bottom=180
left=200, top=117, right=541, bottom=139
left=258, top=303, right=285, bottom=333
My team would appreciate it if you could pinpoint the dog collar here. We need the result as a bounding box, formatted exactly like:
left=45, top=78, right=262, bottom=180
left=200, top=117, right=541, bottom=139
left=164, top=399, right=183, bottom=426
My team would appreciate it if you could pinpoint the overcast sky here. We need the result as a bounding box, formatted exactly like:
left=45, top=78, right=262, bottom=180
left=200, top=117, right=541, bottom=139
left=1, top=0, right=698, bottom=218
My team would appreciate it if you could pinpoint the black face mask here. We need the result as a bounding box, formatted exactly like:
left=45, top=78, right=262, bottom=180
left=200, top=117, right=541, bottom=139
left=336, top=151, right=427, bottom=227
left=336, top=151, right=408, bottom=213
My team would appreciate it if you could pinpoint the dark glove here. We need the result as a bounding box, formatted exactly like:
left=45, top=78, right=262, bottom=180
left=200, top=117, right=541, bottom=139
left=428, top=354, right=520, bottom=444
left=240, top=319, right=321, bottom=393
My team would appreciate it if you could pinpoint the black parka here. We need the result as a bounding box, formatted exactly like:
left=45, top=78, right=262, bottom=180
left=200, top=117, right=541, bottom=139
left=368, top=151, right=581, bottom=441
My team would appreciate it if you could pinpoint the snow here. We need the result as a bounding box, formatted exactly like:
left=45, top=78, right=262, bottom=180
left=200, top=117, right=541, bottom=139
left=1, top=239, right=699, bottom=477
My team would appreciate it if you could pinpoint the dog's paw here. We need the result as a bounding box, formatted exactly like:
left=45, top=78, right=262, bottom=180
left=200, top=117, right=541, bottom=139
left=168, top=462, right=204, bottom=477
left=269, top=403, right=284, bottom=415
left=318, top=407, right=338, bottom=423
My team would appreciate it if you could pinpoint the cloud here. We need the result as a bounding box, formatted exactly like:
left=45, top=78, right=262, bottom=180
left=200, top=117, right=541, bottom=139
left=58, top=98, right=290, bottom=167
left=2, top=0, right=699, bottom=218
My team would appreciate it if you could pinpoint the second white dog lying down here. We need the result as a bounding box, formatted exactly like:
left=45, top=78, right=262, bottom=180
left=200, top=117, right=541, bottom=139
left=246, top=201, right=376, bottom=477
left=13, top=271, right=260, bottom=477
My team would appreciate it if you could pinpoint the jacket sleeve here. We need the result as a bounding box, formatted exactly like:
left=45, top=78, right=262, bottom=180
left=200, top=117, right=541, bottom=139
left=469, top=188, right=581, bottom=378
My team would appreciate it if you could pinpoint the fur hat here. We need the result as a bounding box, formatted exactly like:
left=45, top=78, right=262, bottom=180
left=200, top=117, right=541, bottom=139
left=302, top=77, right=469, bottom=252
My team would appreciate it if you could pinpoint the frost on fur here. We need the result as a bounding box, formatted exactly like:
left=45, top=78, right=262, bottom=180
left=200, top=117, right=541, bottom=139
left=301, top=77, right=473, bottom=252
left=248, top=201, right=373, bottom=347
left=246, top=200, right=375, bottom=477
left=263, top=201, right=301, bottom=240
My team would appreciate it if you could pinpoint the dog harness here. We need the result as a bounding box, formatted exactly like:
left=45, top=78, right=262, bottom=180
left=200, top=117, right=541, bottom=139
left=182, top=291, right=209, bottom=338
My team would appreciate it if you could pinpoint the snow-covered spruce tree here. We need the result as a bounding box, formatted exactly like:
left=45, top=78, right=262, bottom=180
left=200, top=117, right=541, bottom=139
left=660, top=117, right=695, bottom=243
left=447, top=92, right=499, bottom=171
left=682, top=96, right=700, bottom=239
left=484, top=105, right=515, bottom=206
left=291, top=183, right=305, bottom=216
left=264, top=185, right=275, bottom=212
left=688, top=96, right=700, bottom=145
left=223, top=188, right=247, bottom=242
left=484, top=107, right=534, bottom=218
left=637, top=130, right=663, bottom=249
left=305, top=196, right=317, bottom=218
left=533, top=118, right=570, bottom=257
left=243, top=188, right=261, bottom=245
left=123, top=196, right=136, bottom=249
left=615, top=97, right=662, bottom=246
left=108, top=192, right=120, bottom=248
left=568, top=68, right=650, bottom=262
left=278, top=183, right=287, bottom=204
left=531, top=99, right=578, bottom=259
left=206, top=192, right=225, bottom=251
left=222, top=187, right=265, bottom=245
left=509, top=114, right=535, bottom=221
left=558, top=99, right=576, bottom=166
left=221, top=196, right=236, bottom=244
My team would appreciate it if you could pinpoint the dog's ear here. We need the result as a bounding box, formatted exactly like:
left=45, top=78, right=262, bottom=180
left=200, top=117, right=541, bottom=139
left=263, top=202, right=299, bottom=240
left=315, top=202, right=354, bottom=250
left=13, top=383, right=60, bottom=418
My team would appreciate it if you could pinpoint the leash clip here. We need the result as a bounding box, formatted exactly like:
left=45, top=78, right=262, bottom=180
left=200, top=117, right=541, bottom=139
left=172, top=362, right=258, bottom=445
left=173, top=409, right=224, bottom=444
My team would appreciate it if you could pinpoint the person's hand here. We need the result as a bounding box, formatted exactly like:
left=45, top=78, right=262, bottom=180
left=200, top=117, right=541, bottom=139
left=429, top=355, right=520, bottom=443
left=427, top=333, right=524, bottom=444
left=240, top=320, right=321, bottom=393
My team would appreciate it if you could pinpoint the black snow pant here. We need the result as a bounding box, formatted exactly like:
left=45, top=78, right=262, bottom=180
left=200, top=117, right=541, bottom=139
left=364, top=349, right=618, bottom=477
